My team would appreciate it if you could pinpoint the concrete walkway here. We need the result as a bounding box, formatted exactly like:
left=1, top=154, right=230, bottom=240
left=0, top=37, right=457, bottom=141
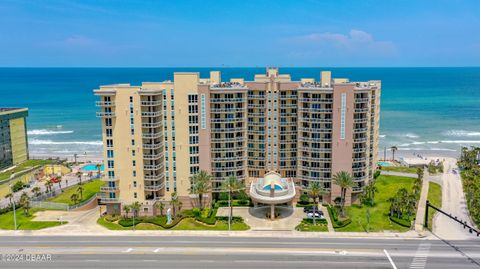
left=319, top=204, right=334, bottom=232
left=380, top=170, right=417, bottom=178
left=415, top=172, right=429, bottom=233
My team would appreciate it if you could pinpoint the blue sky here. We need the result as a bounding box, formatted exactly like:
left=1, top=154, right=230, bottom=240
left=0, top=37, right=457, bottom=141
left=0, top=0, right=479, bottom=67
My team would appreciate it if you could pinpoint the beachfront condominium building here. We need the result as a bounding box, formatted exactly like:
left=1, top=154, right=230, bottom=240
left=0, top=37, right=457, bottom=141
left=0, top=108, right=29, bottom=170
left=94, top=68, right=380, bottom=215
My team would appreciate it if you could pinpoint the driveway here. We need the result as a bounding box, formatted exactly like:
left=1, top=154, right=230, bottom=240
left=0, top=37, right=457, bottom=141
left=432, top=157, right=475, bottom=239
left=217, top=206, right=305, bottom=231
left=33, top=206, right=108, bottom=233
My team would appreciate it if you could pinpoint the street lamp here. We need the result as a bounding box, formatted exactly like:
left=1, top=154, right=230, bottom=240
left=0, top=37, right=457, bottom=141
left=9, top=184, right=17, bottom=230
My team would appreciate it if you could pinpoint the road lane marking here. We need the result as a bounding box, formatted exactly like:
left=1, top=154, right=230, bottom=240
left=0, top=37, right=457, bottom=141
left=122, top=248, right=133, bottom=253
left=409, top=243, right=430, bottom=269
left=383, top=249, right=397, bottom=269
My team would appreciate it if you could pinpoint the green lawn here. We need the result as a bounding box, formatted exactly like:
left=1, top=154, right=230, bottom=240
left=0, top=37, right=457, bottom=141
left=381, top=166, right=417, bottom=174
left=0, top=159, right=58, bottom=182
left=97, top=216, right=250, bottom=231
left=0, top=208, right=64, bottom=230
left=48, top=179, right=103, bottom=206
left=427, top=182, right=442, bottom=230
left=335, top=175, right=415, bottom=232
left=295, top=219, right=329, bottom=232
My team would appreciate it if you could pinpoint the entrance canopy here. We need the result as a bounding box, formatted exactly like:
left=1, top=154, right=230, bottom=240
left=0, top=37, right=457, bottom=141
left=249, top=171, right=296, bottom=205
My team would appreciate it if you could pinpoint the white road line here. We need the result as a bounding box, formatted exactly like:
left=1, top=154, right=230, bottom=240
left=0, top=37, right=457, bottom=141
left=153, top=248, right=163, bottom=253
left=122, top=248, right=133, bottom=253
left=409, top=243, right=431, bottom=269
left=383, top=249, right=397, bottom=269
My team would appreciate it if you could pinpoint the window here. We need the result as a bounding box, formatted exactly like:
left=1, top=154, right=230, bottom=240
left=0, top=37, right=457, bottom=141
left=106, top=139, right=113, bottom=148
left=106, top=129, right=112, bottom=137
left=107, top=160, right=114, bottom=168
left=133, top=170, right=136, bottom=177
left=132, top=160, right=136, bottom=167
left=201, top=94, right=206, bottom=129
left=132, top=150, right=135, bottom=156
left=134, top=192, right=137, bottom=199
left=130, top=96, right=133, bottom=103
left=131, top=128, right=134, bottom=135
left=108, top=171, right=115, bottom=178
left=131, top=139, right=135, bottom=146
left=341, top=93, right=346, bottom=140
left=133, top=181, right=137, bottom=187
left=107, top=150, right=114, bottom=158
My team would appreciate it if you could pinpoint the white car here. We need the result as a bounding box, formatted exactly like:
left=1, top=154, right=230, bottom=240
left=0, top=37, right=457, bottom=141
left=307, top=212, right=325, bottom=219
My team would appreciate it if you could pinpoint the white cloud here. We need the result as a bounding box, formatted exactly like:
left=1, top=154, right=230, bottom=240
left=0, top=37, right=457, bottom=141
left=288, top=29, right=397, bottom=59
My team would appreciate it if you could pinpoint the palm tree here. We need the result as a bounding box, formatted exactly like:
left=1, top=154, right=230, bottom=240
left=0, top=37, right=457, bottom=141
left=76, top=171, right=83, bottom=185
left=170, top=192, right=180, bottom=217
left=156, top=202, right=165, bottom=216
left=222, top=176, right=245, bottom=230
left=123, top=205, right=131, bottom=219
left=390, top=146, right=398, bottom=161
left=95, top=163, right=102, bottom=178
left=19, top=192, right=31, bottom=215
left=307, top=181, right=326, bottom=225
left=130, top=201, right=141, bottom=230
left=45, top=180, right=53, bottom=195
left=368, top=181, right=378, bottom=205
left=70, top=193, right=79, bottom=205
left=31, top=186, right=41, bottom=198
left=189, top=170, right=212, bottom=208
left=333, top=171, right=356, bottom=218
left=77, top=185, right=84, bottom=200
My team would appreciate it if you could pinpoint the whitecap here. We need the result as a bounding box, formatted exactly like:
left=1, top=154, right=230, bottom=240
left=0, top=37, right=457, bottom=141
left=440, top=140, right=480, bottom=144
left=443, top=130, right=480, bottom=137
left=28, top=129, right=74, bottom=135
left=404, top=133, right=419, bottom=138
left=379, top=134, right=386, bottom=138
left=29, top=139, right=102, bottom=146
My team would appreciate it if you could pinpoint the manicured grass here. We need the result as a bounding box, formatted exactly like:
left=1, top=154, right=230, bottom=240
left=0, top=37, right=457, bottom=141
left=381, top=166, right=417, bottom=174
left=48, top=179, right=103, bottom=206
left=427, top=182, right=442, bottom=230
left=97, top=216, right=250, bottom=231
left=295, top=219, right=328, bottom=232
left=335, top=175, right=415, bottom=232
left=0, top=159, right=58, bottom=182
left=0, top=208, right=64, bottom=230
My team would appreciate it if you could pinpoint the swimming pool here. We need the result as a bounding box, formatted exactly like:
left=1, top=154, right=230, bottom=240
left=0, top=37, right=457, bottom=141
left=377, top=161, right=394, bottom=167
left=80, top=164, right=104, bottom=172
left=263, top=184, right=283, bottom=191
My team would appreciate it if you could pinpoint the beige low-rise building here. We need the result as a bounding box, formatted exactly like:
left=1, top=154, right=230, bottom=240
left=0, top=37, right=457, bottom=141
left=94, top=68, right=380, bottom=215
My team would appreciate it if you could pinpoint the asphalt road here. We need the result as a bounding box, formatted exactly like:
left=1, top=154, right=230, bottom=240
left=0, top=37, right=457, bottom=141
left=0, top=236, right=479, bottom=269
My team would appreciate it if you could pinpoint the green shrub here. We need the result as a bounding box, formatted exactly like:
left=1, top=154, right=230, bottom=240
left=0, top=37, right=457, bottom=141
left=12, top=181, right=25, bottom=192
left=218, top=192, right=229, bottom=201
left=299, top=194, right=310, bottom=205
left=301, top=218, right=328, bottom=225
left=118, top=218, right=143, bottom=227
left=105, top=214, right=120, bottom=222
left=192, top=208, right=201, bottom=218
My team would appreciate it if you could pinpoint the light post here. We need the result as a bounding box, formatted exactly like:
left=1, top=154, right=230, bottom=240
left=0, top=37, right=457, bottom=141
left=9, top=184, right=17, bottom=230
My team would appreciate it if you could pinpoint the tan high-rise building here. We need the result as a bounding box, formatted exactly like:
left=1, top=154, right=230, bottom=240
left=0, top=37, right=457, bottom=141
left=94, top=68, right=380, bottom=215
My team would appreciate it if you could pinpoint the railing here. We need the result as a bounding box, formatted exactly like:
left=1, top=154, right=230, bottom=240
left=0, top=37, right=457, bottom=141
left=144, top=174, right=164, bottom=181
left=95, top=101, right=115, bottom=106
left=144, top=183, right=165, bottom=191
left=141, top=111, right=161, bottom=117
left=211, top=118, right=244, bottom=123
left=142, top=132, right=163, bottom=139
left=100, top=186, right=119, bottom=191
left=142, top=122, right=162, bottom=128
left=144, top=164, right=163, bottom=170
left=143, top=143, right=162, bottom=149
left=298, top=98, right=332, bottom=103
left=354, top=108, right=369, bottom=113
left=143, top=153, right=163, bottom=159
left=141, top=100, right=161, bottom=106
left=210, top=108, right=246, bottom=113
left=96, top=112, right=116, bottom=117
left=210, top=98, right=245, bottom=103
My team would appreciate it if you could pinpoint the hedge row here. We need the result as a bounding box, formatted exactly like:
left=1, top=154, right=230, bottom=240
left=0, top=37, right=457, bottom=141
left=389, top=216, right=412, bottom=228
left=327, top=205, right=351, bottom=228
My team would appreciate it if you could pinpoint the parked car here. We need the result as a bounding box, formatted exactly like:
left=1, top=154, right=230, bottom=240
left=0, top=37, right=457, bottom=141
left=303, top=206, right=319, bottom=213
left=306, top=212, right=325, bottom=219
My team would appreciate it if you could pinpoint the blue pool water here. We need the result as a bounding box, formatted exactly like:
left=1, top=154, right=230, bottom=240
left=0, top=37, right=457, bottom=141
left=263, top=184, right=283, bottom=191
left=80, top=164, right=104, bottom=172
left=377, top=161, right=394, bottom=167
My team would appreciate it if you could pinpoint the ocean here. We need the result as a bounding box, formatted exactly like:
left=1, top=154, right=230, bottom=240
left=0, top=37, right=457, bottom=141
left=1, top=67, right=479, bottom=160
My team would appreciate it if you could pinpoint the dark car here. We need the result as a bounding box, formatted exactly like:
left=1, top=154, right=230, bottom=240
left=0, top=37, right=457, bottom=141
left=303, top=206, right=319, bottom=213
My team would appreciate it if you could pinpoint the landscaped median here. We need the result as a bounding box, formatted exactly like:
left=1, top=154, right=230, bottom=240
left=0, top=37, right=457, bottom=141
left=427, top=182, right=442, bottom=230
left=295, top=218, right=328, bottom=232
left=97, top=207, right=250, bottom=231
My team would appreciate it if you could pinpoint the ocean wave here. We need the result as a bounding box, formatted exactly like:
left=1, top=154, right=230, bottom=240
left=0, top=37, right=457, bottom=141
left=444, top=130, right=480, bottom=137
left=29, top=139, right=102, bottom=146
left=404, top=133, right=419, bottom=138
left=28, top=129, right=74, bottom=135
left=379, top=134, right=386, bottom=138
left=398, top=140, right=480, bottom=147
left=397, top=147, right=456, bottom=151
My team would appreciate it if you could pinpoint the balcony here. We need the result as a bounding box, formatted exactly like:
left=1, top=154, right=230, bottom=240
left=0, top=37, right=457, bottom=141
left=100, top=197, right=119, bottom=203
left=141, top=100, right=161, bottom=106
left=212, top=165, right=246, bottom=172
left=354, top=137, right=368, bottom=142
left=211, top=118, right=244, bottom=123
left=143, top=153, right=163, bottom=159
left=352, top=167, right=367, bottom=172
left=143, top=143, right=162, bottom=150
left=354, top=108, right=369, bottom=113
left=144, top=164, right=163, bottom=170
left=353, top=148, right=367, bottom=153
left=101, top=186, right=119, bottom=191
left=141, top=111, right=161, bottom=117
left=142, top=132, right=163, bottom=139
left=354, top=127, right=368, bottom=132
left=144, top=183, right=165, bottom=191
left=144, top=174, right=165, bottom=181
left=355, top=98, right=369, bottom=103
left=95, top=101, right=115, bottom=107
left=354, top=118, right=368, bottom=124
left=299, top=98, right=332, bottom=103
left=101, top=177, right=119, bottom=181
left=210, top=98, right=245, bottom=103
left=96, top=112, right=116, bottom=118
left=299, top=108, right=333, bottom=113
left=142, top=122, right=162, bottom=128
left=210, top=107, right=246, bottom=113
left=352, top=187, right=363, bottom=193
left=353, top=157, right=367, bottom=162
